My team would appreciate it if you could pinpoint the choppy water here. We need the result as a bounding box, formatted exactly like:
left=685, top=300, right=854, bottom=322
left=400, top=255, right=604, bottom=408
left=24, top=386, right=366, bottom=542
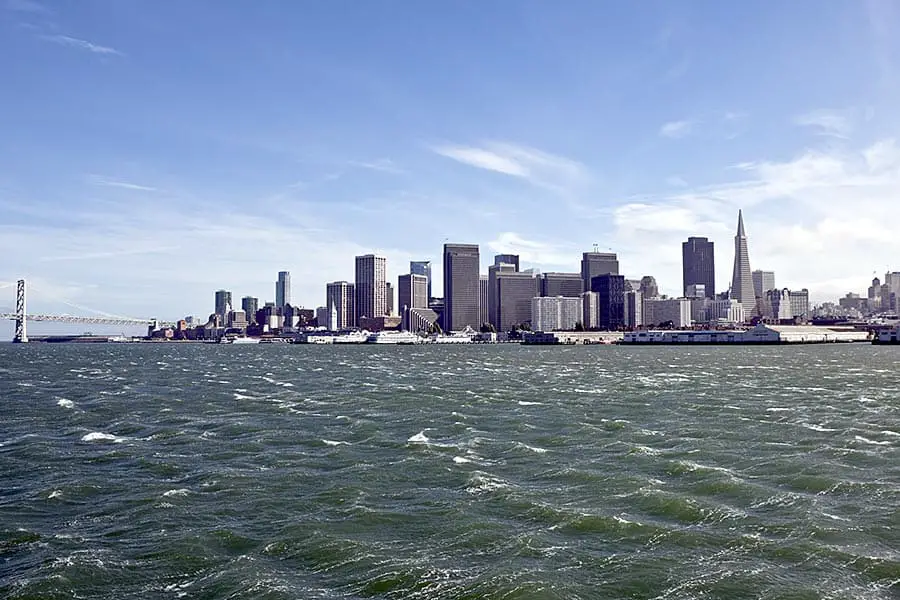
left=1, top=343, right=898, bottom=599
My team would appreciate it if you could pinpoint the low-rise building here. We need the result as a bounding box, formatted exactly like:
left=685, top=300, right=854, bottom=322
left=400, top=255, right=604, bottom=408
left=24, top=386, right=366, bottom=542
left=642, top=297, right=691, bottom=328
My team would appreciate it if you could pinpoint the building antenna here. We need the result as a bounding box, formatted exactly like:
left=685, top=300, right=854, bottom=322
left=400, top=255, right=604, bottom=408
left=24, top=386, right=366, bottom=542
left=592, top=243, right=599, bottom=252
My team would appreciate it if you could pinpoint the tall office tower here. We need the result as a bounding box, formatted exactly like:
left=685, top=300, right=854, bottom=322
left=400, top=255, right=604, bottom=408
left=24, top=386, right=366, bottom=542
left=410, top=261, right=432, bottom=301
left=591, top=274, right=626, bottom=331
left=685, top=284, right=706, bottom=299
left=354, top=254, right=387, bottom=324
left=443, top=244, right=480, bottom=331
left=730, top=210, right=756, bottom=315
left=541, top=272, right=584, bottom=298
left=275, top=271, right=291, bottom=309
left=639, top=276, right=659, bottom=299
left=581, top=291, right=599, bottom=329
left=315, top=306, right=328, bottom=328
left=214, top=290, right=232, bottom=320
left=682, top=237, right=715, bottom=298
left=789, top=289, right=810, bottom=320
left=868, top=277, right=881, bottom=309
left=241, top=296, right=259, bottom=324
left=325, top=281, right=355, bottom=331
left=494, top=254, right=520, bottom=271
left=398, top=274, right=428, bottom=312
left=385, top=282, right=394, bottom=316
left=478, top=274, right=489, bottom=327
left=488, top=262, right=516, bottom=329
left=581, top=252, right=619, bottom=291
left=624, top=289, right=643, bottom=328
left=752, top=270, right=775, bottom=299
left=494, top=271, right=540, bottom=332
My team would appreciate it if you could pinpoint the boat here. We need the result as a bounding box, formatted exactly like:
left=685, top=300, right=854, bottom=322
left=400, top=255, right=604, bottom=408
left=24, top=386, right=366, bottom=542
left=222, top=336, right=260, bottom=344
left=366, top=331, right=421, bottom=344
left=333, top=331, right=369, bottom=344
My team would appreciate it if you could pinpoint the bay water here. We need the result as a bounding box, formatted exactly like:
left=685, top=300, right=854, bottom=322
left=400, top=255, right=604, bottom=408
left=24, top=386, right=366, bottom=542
left=1, top=343, right=898, bottom=598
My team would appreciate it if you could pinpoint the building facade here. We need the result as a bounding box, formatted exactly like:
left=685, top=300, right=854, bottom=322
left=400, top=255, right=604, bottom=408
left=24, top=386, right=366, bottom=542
left=752, top=270, right=775, bottom=300
left=385, top=282, right=394, bottom=316
left=276, top=271, right=291, bottom=309
left=354, top=254, right=387, bottom=325
left=765, top=288, right=793, bottom=321
left=639, top=276, right=659, bottom=300
left=731, top=210, right=756, bottom=315
left=241, top=296, right=259, bottom=324
left=624, top=290, right=643, bottom=328
left=494, top=271, right=539, bottom=332
left=488, top=259, right=518, bottom=330
left=581, top=291, right=599, bottom=329
left=541, top=272, right=584, bottom=298
left=706, top=298, right=745, bottom=324
left=443, top=244, right=480, bottom=331
left=325, top=281, right=355, bottom=331
left=682, top=237, right=715, bottom=298
left=214, top=290, right=232, bottom=320
left=398, top=273, right=428, bottom=313
left=410, top=261, right=432, bottom=301
left=531, top=296, right=582, bottom=331
left=581, top=252, right=619, bottom=292
left=591, top=274, right=625, bottom=331
left=643, top=298, right=692, bottom=328
left=478, top=274, right=489, bottom=327
left=789, top=289, right=809, bottom=320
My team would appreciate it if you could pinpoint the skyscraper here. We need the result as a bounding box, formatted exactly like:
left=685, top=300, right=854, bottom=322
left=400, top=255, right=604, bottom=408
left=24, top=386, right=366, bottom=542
left=639, top=276, right=659, bottom=299
left=591, top=274, right=625, bottom=330
left=385, top=282, right=394, bottom=316
left=214, top=290, right=232, bottom=320
left=325, top=281, right=355, bottom=331
left=540, top=272, right=584, bottom=297
left=493, top=254, right=520, bottom=271
left=354, top=254, right=387, bottom=324
left=410, top=261, right=432, bottom=301
left=241, top=296, right=259, bottom=324
left=752, top=270, right=775, bottom=299
left=493, top=271, right=539, bottom=332
left=398, top=274, right=427, bottom=312
left=731, top=210, right=755, bottom=316
left=443, top=244, right=480, bottom=331
left=682, top=237, right=715, bottom=298
left=581, top=252, right=619, bottom=292
left=276, top=271, right=291, bottom=309
left=479, top=274, right=489, bottom=327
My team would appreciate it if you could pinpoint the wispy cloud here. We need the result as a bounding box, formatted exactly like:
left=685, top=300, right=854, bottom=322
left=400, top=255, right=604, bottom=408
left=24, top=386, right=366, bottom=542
left=86, top=175, right=157, bottom=192
left=40, top=34, right=123, bottom=56
left=431, top=141, right=588, bottom=193
left=346, top=158, right=405, bottom=174
left=659, top=120, right=693, bottom=139
left=5, top=0, right=50, bottom=14
left=794, top=109, right=854, bottom=138
left=487, top=232, right=579, bottom=268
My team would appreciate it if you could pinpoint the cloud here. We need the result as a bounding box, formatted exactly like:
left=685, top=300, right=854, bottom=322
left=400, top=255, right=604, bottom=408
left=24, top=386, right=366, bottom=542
left=487, top=232, right=579, bottom=269
left=346, top=158, right=405, bottom=174
left=86, top=175, right=158, bottom=192
left=659, top=120, right=693, bottom=139
left=40, top=34, right=123, bottom=56
left=4, top=0, right=49, bottom=13
left=431, top=141, right=589, bottom=197
left=794, top=109, right=854, bottom=138
left=608, top=139, right=900, bottom=301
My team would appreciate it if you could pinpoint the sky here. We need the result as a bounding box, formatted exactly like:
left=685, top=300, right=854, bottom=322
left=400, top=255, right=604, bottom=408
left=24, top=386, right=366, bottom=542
left=2, top=0, right=900, bottom=336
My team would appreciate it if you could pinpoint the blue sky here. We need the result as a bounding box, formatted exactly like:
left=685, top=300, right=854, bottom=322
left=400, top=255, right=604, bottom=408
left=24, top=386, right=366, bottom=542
left=2, top=0, right=900, bottom=334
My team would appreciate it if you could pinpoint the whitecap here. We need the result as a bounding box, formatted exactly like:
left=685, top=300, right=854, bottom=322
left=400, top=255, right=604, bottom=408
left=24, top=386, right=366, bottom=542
left=233, top=393, right=254, bottom=400
left=57, top=398, right=74, bottom=409
left=855, top=435, right=891, bottom=446
left=81, top=432, right=122, bottom=443
left=453, top=456, right=472, bottom=464
left=407, top=431, right=430, bottom=443
left=518, top=442, right=548, bottom=454
left=802, top=423, right=838, bottom=432
left=48, top=490, right=62, bottom=499
left=881, top=430, right=900, bottom=437
left=766, top=407, right=792, bottom=412
left=518, top=401, right=543, bottom=406
left=323, top=440, right=349, bottom=446
left=162, top=488, right=190, bottom=497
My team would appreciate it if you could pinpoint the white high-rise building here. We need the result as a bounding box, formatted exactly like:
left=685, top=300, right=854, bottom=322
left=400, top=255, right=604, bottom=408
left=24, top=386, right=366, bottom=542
left=624, top=290, right=642, bottom=328
left=531, top=297, right=582, bottom=331
left=355, top=254, right=387, bottom=325
left=581, top=291, right=599, bottom=329
left=326, top=281, right=355, bottom=331
left=731, top=210, right=756, bottom=316
left=706, top=298, right=745, bottom=324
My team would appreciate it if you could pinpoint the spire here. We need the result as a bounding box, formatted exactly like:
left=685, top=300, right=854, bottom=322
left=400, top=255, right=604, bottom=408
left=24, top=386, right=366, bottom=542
left=737, top=209, right=746, bottom=237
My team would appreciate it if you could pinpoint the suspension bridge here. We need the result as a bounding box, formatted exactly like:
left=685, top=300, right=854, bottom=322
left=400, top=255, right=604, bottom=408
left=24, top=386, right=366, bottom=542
left=0, top=280, right=162, bottom=343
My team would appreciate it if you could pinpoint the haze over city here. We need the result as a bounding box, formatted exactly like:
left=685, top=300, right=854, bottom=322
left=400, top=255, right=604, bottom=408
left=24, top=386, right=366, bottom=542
left=2, top=0, right=900, bottom=336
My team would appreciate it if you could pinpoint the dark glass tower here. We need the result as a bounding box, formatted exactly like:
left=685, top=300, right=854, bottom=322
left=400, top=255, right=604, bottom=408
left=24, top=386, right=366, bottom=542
left=682, top=237, right=715, bottom=298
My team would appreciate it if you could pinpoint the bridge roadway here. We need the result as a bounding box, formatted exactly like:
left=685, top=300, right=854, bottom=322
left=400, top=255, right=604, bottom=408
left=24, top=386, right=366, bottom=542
left=0, top=313, right=171, bottom=327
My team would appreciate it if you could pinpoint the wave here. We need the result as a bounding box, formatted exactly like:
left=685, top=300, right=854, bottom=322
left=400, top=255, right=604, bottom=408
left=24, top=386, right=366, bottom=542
left=80, top=432, right=124, bottom=443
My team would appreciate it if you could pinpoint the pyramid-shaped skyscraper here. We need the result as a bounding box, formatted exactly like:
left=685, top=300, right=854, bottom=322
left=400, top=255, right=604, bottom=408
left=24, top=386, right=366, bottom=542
left=730, top=210, right=755, bottom=316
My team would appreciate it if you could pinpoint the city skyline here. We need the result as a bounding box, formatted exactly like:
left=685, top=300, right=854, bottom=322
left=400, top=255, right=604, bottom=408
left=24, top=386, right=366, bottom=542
left=2, top=2, right=900, bottom=327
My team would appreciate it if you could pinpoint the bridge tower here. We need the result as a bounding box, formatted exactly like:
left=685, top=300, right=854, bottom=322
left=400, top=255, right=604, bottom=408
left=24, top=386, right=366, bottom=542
left=13, top=279, right=27, bottom=343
